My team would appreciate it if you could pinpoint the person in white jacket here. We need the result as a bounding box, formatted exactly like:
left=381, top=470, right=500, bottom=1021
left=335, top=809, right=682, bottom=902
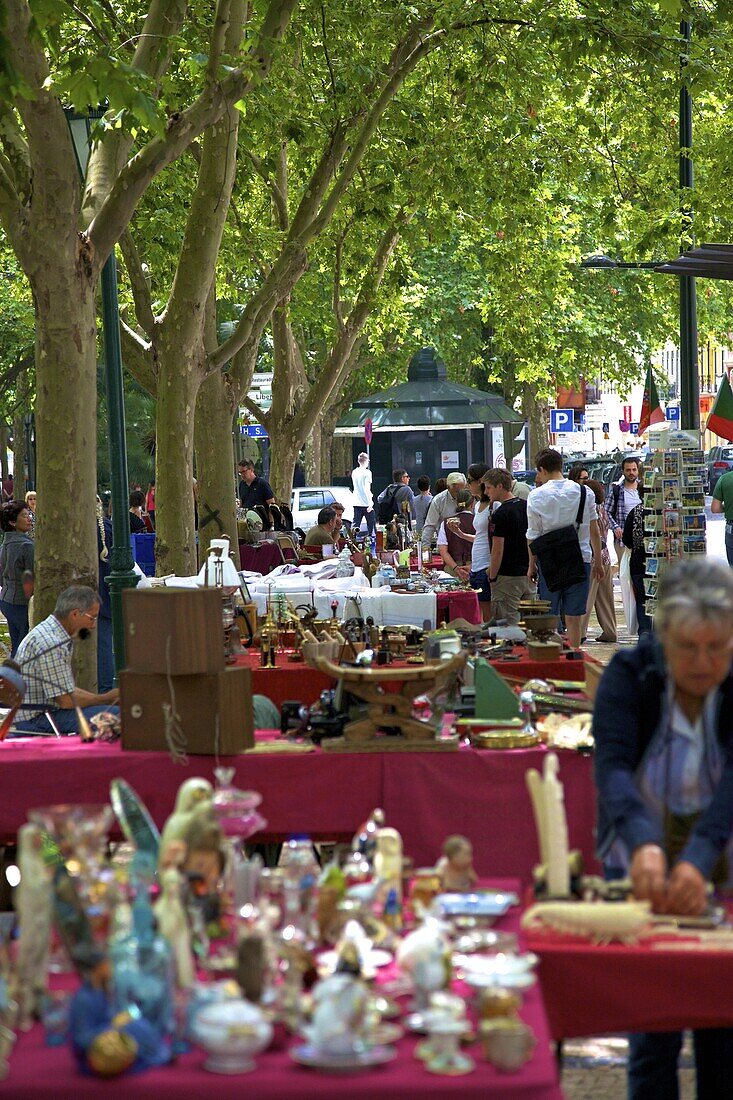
left=351, top=453, right=375, bottom=540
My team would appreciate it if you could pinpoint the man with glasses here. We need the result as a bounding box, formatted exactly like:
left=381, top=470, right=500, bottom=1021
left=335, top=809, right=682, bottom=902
left=376, top=469, right=415, bottom=523
left=13, top=584, right=119, bottom=735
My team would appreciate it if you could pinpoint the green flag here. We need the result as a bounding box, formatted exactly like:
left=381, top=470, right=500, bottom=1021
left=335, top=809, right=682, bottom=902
left=707, top=371, right=733, bottom=443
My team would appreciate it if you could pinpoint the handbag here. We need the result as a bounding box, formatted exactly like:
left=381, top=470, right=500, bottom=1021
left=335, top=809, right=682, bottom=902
left=530, top=485, right=587, bottom=593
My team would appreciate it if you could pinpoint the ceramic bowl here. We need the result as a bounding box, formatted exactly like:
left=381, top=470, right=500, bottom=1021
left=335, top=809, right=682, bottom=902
left=480, top=1018, right=536, bottom=1072
left=191, top=998, right=272, bottom=1074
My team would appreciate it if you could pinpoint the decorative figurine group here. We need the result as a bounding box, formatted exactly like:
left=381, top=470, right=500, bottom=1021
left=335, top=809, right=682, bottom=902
left=8, top=778, right=543, bottom=1083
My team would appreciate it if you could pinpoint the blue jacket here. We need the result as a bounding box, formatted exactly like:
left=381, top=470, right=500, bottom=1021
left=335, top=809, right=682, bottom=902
left=593, top=633, right=733, bottom=878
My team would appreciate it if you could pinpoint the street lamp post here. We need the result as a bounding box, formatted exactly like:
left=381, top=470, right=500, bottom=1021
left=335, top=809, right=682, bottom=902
left=65, top=110, right=138, bottom=674
left=678, top=18, right=699, bottom=430
left=23, top=413, right=35, bottom=493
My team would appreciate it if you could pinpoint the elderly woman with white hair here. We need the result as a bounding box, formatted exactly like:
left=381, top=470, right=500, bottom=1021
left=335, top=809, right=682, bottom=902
left=594, top=557, right=733, bottom=1099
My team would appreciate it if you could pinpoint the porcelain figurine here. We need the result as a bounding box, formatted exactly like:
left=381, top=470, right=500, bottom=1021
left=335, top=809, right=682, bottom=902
left=397, top=917, right=451, bottom=1012
left=352, top=808, right=385, bottom=865
left=15, top=822, right=53, bottom=1029
left=154, top=866, right=195, bottom=989
left=305, top=939, right=369, bottom=1057
left=525, top=751, right=570, bottom=898
left=374, top=827, right=403, bottom=904
left=70, top=945, right=169, bottom=1076
left=435, top=835, right=478, bottom=893
left=159, top=778, right=214, bottom=867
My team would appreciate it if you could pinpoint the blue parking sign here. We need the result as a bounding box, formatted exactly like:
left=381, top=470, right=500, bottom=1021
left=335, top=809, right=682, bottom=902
left=666, top=406, right=680, bottom=423
left=629, top=422, right=640, bottom=434
left=550, top=408, right=575, bottom=434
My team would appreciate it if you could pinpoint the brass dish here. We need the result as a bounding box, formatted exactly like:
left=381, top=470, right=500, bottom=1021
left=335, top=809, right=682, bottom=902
left=472, top=730, right=541, bottom=750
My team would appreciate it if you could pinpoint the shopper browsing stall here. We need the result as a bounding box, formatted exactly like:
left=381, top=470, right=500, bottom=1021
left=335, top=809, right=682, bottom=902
left=594, top=558, right=733, bottom=1098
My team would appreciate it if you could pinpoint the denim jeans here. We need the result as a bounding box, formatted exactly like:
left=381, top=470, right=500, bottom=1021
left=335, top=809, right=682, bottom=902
left=13, top=704, right=119, bottom=735
left=0, top=599, right=29, bottom=656
left=97, top=615, right=115, bottom=692
left=725, top=523, right=733, bottom=567
left=353, top=507, right=376, bottom=538
left=629, top=1028, right=733, bottom=1099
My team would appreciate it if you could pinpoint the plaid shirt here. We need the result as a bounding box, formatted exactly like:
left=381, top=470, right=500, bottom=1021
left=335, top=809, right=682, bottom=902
left=604, top=478, right=641, bottom=533
left=15, top=614, right=75, bottom=718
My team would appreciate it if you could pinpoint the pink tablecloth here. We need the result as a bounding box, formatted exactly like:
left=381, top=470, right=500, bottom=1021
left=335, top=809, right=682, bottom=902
left=0, top=736, right=596, bottom=884
left=6, top=881, right=561, bottom=1098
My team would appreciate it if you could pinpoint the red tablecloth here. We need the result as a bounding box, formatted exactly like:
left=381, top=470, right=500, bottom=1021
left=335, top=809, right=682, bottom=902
left=0, top=736, right=596, bottom=884
left=243, top=647, right=593, bottom=708
left=436, top=588, right=481, bottom=625
left=236, top=651, right=333, bottom=708
left=6, top=881, right=561, bottom=1098
left=526, top=923, right=733, bottom=1040
left=239, top=541, right=285, bottom=574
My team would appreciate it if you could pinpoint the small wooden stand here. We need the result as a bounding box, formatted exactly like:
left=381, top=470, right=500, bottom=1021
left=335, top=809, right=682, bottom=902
left=314, top=651, right=467, bottom=752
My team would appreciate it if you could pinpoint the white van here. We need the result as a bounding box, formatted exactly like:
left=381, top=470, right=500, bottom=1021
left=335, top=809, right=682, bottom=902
left=290, top=486, right=354, bottom=532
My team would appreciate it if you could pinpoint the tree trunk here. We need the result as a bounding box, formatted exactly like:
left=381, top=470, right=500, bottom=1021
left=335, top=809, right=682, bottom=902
left=304, top=426, right=321, bottom=486
left=32, top=267, right=99, bottom=687
left=194, top=371, right=238, bottom=554
left=155, top=354, right=199, bottom=576
left=316, top=405, right=340, bottom=483
left=267, top=425, right=300, bottom=502
left=522, top=382, right=548, bottom=464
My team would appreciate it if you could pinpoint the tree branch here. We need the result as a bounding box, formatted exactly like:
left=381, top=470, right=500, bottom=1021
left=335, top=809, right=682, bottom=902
left=88, top=0, right=298, bottom=269
left=118, top=228, right=156, bottom=336
left=162, top=0, right=246, bottom=345
left=0, top=104, right=31, bottom=201
left=206, top=0, right=233, bottom=81
left=119, top=319, right=157, bottom=395
left=298, top=212, right=408, bottom=429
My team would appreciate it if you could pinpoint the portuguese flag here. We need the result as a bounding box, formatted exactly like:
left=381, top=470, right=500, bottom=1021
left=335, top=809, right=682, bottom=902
left=637, top=363, right=665, bottom=435
left=707, top=370, right=733, bottom=443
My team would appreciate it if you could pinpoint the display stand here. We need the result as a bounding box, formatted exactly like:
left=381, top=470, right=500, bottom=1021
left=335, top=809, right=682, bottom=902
left=642, top=428, right=706, bottom=619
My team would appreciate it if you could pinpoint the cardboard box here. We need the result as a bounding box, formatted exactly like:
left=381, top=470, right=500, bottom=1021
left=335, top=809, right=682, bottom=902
left=120, top=666, right=254, bottom=754
left=123, top=587, right=224, bottom=675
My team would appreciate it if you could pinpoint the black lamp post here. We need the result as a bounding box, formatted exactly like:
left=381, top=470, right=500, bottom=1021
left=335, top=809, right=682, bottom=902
left=22, top=413, right=35, bottom=492
left=65, top=109, right=138, bottom=674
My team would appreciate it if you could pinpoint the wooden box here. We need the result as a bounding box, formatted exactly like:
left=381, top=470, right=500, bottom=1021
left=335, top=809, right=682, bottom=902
left=120, top=666, right=253, bottom=754
left=123, top=587, right=224, bottom=675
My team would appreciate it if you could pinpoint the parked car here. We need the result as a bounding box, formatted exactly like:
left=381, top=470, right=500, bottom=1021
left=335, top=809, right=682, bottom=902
left=290, top=485, right=354, bottom=533
left=706, top=446, right=733, bottom=492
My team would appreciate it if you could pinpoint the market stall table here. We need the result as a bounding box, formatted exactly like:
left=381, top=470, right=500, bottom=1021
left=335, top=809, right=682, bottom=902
left=6, top=881, right=562, bottom=1099
left=0, top=735, right=596, bottom=883
left=525, top=915, right=733, bottom=1041
left=243, top=646, right=594, bottom=706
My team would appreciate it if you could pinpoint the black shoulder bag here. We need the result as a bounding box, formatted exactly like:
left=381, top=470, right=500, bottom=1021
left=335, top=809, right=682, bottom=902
left=530, top=485, right=587, bottom=592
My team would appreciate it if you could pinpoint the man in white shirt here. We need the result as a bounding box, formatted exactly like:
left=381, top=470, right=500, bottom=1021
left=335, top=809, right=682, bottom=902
left=421, top=472, right=467, bottom=546
left=351, top=452, right=375, bottom=540
left=526, top=448, right=603, bottom=649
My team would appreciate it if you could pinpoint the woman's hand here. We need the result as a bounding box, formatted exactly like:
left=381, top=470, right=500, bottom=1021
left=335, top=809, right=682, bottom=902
left=666, top=861, right=707, bottom=916
left=630, top=843, right=668, bottom=912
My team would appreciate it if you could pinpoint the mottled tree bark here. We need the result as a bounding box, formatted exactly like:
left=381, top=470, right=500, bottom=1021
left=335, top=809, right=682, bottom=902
left=194, top=370, right=238, bottom=553
left=522, top=382, right=548, bottom=464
